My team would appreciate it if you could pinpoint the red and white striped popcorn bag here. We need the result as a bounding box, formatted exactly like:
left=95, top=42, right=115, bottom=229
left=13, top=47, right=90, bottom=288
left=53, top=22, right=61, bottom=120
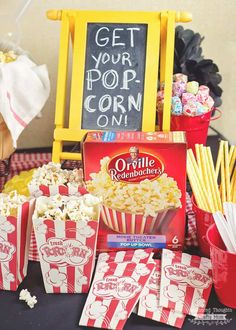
left=79, top=260, right=155, bottom=329
left=0, top=199, right=35, bottom=291
left=28, top=185, right=87, bottom=262
left=101, top=205, right=178, bottom=234
left=137, top=259, right=186, bottom=328
left=33, top=215, right=99, bottom=293
left=159, top=249, right=213, bottom=317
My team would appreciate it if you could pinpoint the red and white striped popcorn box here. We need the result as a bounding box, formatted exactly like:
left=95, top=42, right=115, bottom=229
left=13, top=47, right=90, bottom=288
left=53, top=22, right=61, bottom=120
left=28, top=185, right=87, bottom=262
left=137, top=259, right=186, bottom=328
left=79, top=261, right=155, bottom=329
left=33, top=216, right=99, bottom=294
left=159, top=249, right=213, bottom=317
left=97, top=249, right=154, bottom=265
left=28, top=183, right=87, bottom=198
left=0, top=199, right=35, bottom=291
left=101, top=205, right=178, bottom=234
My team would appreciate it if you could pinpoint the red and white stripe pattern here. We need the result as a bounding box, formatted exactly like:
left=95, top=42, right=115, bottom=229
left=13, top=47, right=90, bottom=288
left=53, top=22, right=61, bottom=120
left=0, top=199, right=34, bottom=291
left=159, top=249, right=212, bottom=317
left=137, top=260, right=186, bottom=328
left=97, top=249, right=154, bottom=265
left=28, top=184, right=87, bottom=198
left=28, top=186, right=87, bottom=262
left=101, top=205, right=177, bottom=234
left=33, top=218, right=99, bottom=293
left=79, top=261, right=155, bottom=329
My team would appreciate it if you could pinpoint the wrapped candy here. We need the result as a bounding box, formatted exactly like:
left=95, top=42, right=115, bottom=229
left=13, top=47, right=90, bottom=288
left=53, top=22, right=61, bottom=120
left=173, top=73, right=188, bottom=83
left=171, top=96, right=183, bottom=115
left=204, top=95, right=214, bottom=110
left=196, top=85, right=210, bottom=103
left=195, top=102, right=207, bottom=115
left=183, top=100, right=197, bottom=116
left=172, top=81, right=186, bottom=97
left=182, top=92, right=196, bottom=105
left=186, top=81, right=199, bottom=95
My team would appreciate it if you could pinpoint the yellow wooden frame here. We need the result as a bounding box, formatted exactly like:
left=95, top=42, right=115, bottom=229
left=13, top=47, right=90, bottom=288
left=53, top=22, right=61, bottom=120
left=47, top=9, right=191, bottom=162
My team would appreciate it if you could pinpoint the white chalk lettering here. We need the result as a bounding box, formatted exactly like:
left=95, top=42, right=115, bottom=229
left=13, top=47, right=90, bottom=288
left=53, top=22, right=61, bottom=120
left=95, top=27, right=110, bottom=46
left=113, top=95, right=126, bottom=113
left=121, top=52, right=132, bottom=66
left=121, top=69, right=136, bottom=90
left=102, top=70, right=119, bottom=89
left=128, top=93, right=142, bottom=112
left=84, top=95, right=96, bottom=112
left=111, top=114, right=123, bottom=126
left=127, top=28, right=140, bottom=47
left=86, top=69, right=101, bottom=90
left=98, top=95, right=112, bottom=112
left=112, top=28, right=125, bottom=47
left=97, top=115, right=109, bottom=127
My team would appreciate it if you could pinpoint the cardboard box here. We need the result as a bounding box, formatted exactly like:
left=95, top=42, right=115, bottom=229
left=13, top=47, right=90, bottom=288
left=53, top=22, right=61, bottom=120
left=33, top=196, right=100, bottom=293
left=0, top=199, right=34, bottom=291
left=83, top=131, right=187, bottom=252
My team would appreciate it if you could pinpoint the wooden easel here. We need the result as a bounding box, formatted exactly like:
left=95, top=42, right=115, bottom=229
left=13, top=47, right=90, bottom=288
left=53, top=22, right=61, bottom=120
left=47, top=9, right=191, bottom=163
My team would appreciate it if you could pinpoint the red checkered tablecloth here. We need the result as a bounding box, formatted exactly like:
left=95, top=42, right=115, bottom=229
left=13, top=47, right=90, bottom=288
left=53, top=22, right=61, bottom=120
left=1, top=151, right=198, bottom=261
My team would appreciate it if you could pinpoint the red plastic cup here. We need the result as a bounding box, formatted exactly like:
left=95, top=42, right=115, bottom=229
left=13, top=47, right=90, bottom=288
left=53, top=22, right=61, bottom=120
left=191, top=196, right=214, bottom=257
left=207, top=223, right=236, bottom=308
left=158, top=108, right=221, bottom=154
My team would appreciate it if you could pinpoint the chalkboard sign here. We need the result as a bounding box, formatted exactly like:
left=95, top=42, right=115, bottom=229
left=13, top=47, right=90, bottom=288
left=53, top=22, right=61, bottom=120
left=82, top=23, right=147, bottom=130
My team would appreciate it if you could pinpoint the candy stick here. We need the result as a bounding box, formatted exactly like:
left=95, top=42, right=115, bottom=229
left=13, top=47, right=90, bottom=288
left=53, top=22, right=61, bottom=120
left=199, top=145, right=215, bottom=212
left=224, top=141, right=231, bottom=202
left=187, top=149, right=211, bottom=211
left=215, top=140, right=224, bottom=180
left=206, top=147, right=221, bottom=212
left=204, top=146, right=217, bottom=211
left=229, top=146, right=236, bottom=178
left=195, top=144, right=204, bottom=181
left=187, top=152, right=208, bottom=210
left=220, top=148, right=226, bottom=204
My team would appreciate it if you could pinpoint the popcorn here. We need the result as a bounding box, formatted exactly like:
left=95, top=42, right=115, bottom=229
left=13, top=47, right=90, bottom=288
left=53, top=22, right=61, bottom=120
left=29, top=162, right=84, bottom=187
left=0, top=50, right=18, bottom=63
left=34, top=194, right=100, bottom=222
left=0, top=191, right=28, bottom=217
left=87, top=157, right=181, bottom=217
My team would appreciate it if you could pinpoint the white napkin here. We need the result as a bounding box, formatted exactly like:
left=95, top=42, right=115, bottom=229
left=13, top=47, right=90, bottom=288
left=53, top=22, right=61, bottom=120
left=0, top=55, right=50, bottom=147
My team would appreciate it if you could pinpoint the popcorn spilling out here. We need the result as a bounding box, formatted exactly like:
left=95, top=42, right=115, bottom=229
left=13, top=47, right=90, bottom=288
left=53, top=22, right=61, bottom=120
left=0, top=50, right=17, bottom=63
left=29, top=162, right=84, bottom=187
left=157, top=73, right=214, bottom=117
left=19, top=289, right=37, bottom=309
left=34, top=194, right=100, bottom=222
left=0, top=191, right=28, bottom=217
left=86, top=157, right=181, bottom=217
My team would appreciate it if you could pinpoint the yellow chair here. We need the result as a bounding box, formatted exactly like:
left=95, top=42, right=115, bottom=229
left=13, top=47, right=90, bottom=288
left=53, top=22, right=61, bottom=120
left=47, top=9, right=191, bottom=163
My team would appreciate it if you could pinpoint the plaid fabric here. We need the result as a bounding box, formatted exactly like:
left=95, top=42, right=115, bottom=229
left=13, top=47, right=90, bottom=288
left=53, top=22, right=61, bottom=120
left=185, top=193, right=198, bottom=247
left=2, top=152, right=198, bottom=261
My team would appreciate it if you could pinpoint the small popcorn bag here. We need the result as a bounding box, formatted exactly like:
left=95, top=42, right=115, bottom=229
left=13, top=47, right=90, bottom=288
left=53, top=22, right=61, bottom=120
left=32, top=194, right=100, bottom=293
left=79, top=252, right=155, bottom=329
left=137, top=260, right=186, bottom=328
left=28, top=163, right=87, bottom=262
left=0, top=191, right=34, bottom=291
left=159, top=249, right=213, bottom=317
left=83, top=131, right=186, bottom=252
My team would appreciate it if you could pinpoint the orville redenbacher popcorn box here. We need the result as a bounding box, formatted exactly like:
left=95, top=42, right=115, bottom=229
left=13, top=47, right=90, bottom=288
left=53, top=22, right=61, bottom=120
left=83, top=131, right=187, bottom=253
left=0, top=191, right=35, bottom=291
left=33, top=194, right=100, bottom=293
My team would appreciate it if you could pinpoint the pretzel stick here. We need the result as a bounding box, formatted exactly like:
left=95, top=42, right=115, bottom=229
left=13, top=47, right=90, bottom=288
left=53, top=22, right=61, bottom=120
left=215, top=140, right=224, bottom=179
left=206, top=147, right=222, bottom=211
left=224, top=141, right=231, bottom=201
left=187, top=153, right=208, bottom=210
